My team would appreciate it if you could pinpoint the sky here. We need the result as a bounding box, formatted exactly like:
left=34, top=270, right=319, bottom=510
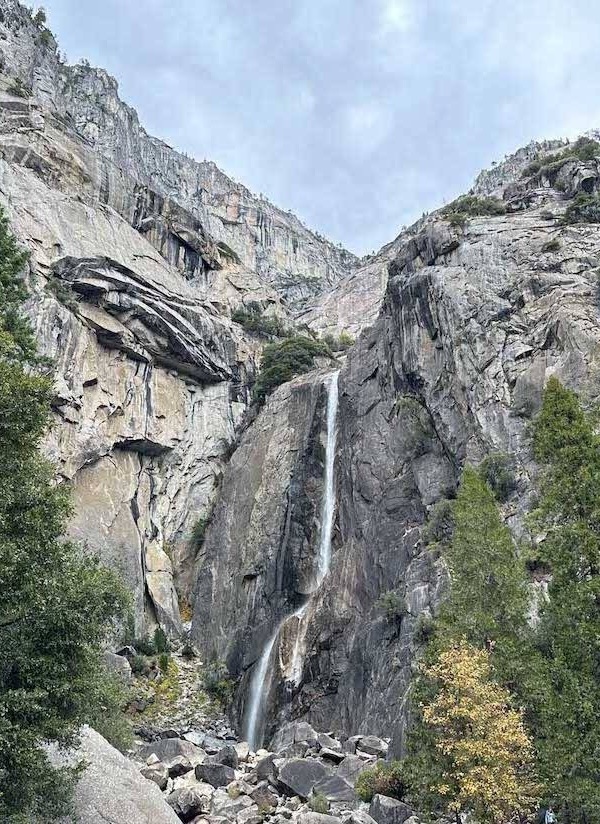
left=40, top=0, right=600, bottom=255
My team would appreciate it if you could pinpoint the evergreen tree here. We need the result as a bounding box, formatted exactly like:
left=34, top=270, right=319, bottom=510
left=0, top=207, right=129, bottom=821
left=436, top=467, right=530, bottom=682
left=528, top=378, right=600, bottom=822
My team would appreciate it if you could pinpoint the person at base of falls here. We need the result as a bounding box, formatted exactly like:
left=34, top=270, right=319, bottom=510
left=544, top=806, right=557, bottom=824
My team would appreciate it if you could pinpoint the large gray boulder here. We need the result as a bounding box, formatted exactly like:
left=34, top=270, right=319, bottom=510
left=195, top=762, right=236, bottom=787
left=50, top=726, right=180, bottom=824
left=368, top=794, right=412, bottom=824
left=296, top=814, right=342, bottom=824
left=277, top=757, right=329, bottom=799
left=313, top=774, right=356, bottom=802
left=336, top=755, right=368, bottom=786
left=167, top=786, right=211, bottom=821
left=138, top=736, right=202, bottom=763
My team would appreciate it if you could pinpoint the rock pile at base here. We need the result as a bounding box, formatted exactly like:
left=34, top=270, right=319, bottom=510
left=134, top=720, right=417, bottom=824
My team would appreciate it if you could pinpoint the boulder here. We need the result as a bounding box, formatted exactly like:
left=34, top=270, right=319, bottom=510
left=168, top=786, right=211, bottom=821
left=211, top=789, right=253, bottom=819
left=196, top=762, right=236, bottom=788
left=256, top=753, right=276, bottom=780
left=235, top=741, right=251, bottom=763
left=168, top=755, right=194, bottom=777
left=140, top=762, right=169, bottom=790
left=249, top=782, right=279, bottom=808
left=48, top=726, right=180, bottom=823
left=103, top=651, right=132, bottom=682
left=237, top=805, right=263, bottom=824
left=277, top=758, right=329, bottom=799
left=342, top=736, right=361, bottom=755
left=211, top=744, right=239, bottom=768
left=357, top=737, right=388, bottom=758
left=336, top=755, right=368, bottom=786
left=349, top=812, right=379, bottom=824
left=271, top=721, right=319, bottom=753
left=319, top=748, right=345, bottom=764
left=139, top=737, right=201, bottom=763
left=313, top=775, right=356, bottom=803
left=296, top=814, right=342, bottom=824
left=368, top=795, right=411, bottom=824
left=317, top=733, right=342, bottom=752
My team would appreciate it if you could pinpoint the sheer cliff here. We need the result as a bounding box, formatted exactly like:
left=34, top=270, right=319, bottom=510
left=193, top=142, right=600, bottom=751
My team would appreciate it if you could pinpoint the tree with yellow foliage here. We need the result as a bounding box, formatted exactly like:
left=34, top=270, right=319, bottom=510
left=416, top=639, right=538, bottom=824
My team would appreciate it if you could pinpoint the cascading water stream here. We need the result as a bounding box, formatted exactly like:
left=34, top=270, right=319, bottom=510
left=243, top=371, right=340, bottom=751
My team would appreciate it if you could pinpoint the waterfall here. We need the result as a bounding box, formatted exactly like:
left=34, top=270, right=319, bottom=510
left=244, top=627, right=279, bottom=751
left=316, top=370, right=339, bottom=583
left=243, top=370, right=340, bottom=749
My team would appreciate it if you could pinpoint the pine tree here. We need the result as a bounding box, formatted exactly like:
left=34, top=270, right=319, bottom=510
left=436, top=467, right=530, bottom=682
left=527, top=378, right=600, bottom=822
left=0, top=207, right=130, bottom=821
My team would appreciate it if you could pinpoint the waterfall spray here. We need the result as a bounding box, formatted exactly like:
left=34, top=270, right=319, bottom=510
left=243, top=371, right=340, bottom=749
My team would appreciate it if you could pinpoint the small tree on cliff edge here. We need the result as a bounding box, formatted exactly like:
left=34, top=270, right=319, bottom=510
left=415, top=640, right=538, bottom=824
left=0, top=206, right=129, bottom=821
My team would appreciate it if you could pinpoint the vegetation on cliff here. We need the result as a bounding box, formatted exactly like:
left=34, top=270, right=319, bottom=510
left=253, top=335, right=330, bottom=403
left=0, top=209, right=129, bottom=822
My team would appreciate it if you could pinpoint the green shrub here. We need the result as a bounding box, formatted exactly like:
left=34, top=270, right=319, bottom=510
left=158, top=652, right=170, bottom=673
left=338, top=330, right=355, bottom=349
left=232, top=304, right=285, bottom=338
left=32, top=7, right=47, bottom=27
left=562, top=192, right=600, bottom=225
left=181, top=641, right=196, bottom=659
left=376, top=590, right=407, bottom=622
left=414, top=613, right=436, bottom=644
left=0, top=206, right=129, bottom=820
left=479, top=453, right=517, bottom=502
left=202, top=661, right=235, bottom=707
left=541, top=238, right=560, bottom=253
left=525, top=138, right=600, bottom=181
left=254, top=335, right=329, bottom=403
left=130, top=653, right=149, bottom=675
left=191, top=513, right=212, bottom=548
left=355, top=761, right=408, bottom=802
left=132, top=635, right=157, bottom=656
left=423, top=499, right=455, bottom=546
left=309, top=793, right=330, bottom=813
left=323, top=330, right=355, bottom=351
left=154, top=626, right=169, bottom=654
left=443, top=195, right=506, bottom=221
left=447, top=211, right=468, bottom=228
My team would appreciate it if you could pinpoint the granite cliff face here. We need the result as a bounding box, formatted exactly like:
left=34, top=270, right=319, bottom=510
left=0, top=0, right=360, bottom=637
left=3, top=0, right=600, bottom=757
left=193, top=143, right=600, bottom=751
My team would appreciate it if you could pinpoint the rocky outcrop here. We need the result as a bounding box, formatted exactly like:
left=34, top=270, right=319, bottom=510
left=48, top=726, right=181, bottom=824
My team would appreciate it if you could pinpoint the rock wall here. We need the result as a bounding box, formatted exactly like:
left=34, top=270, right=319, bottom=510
left=0, top=0, right=367, bottom=636
left=194, top=149, right=600, bottom=749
